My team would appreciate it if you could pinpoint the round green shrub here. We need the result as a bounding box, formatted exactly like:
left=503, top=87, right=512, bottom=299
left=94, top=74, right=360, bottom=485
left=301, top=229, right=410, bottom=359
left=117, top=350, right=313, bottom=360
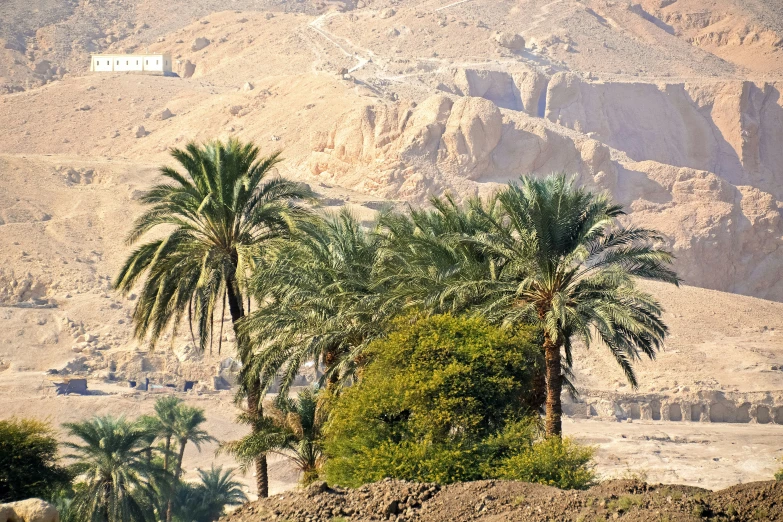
left=0, top=418, right=72, bottom=502
left=498, top=436, right=596, bottom=490
left=323, top=314, right=542, bottom=486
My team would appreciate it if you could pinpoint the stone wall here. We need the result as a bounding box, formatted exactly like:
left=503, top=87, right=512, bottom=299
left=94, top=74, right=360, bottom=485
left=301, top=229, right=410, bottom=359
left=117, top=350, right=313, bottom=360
left=563, top=389, right=783, bottom=424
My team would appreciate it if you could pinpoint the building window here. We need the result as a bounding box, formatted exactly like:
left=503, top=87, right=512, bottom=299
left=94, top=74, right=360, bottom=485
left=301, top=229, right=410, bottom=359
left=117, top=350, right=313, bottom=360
left=156, top=60, right=159, bottom=65
left=107, top=61, right=110, bottom=65
left=116, top=60, right=119, bottom=65
left=146, top=60, right=148, bottom=65
left=126, top=61, right=129, bottom=65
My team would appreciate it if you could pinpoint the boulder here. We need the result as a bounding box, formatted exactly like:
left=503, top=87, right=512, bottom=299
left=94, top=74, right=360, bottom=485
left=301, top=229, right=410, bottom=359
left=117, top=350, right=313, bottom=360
left=242, top=81, right=254, bottom=91
left=191, top=37, right=210, bottom=52
left=33, top=60, right=52, bottom=75
left=159, top=108, right=173, bottom=120
left=182, top=61, right=196, bottom=79
left=492, top=32, right=525, bottom=52
left=380, top=8, right=396, bottom=19
left=133, top=125, right=147, bottom=138
left=0, top=498, right=59, bottom=522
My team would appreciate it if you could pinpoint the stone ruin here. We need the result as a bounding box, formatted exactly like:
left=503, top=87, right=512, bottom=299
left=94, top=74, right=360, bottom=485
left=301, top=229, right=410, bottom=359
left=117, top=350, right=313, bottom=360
left=563, top=389, right=783, bottom=424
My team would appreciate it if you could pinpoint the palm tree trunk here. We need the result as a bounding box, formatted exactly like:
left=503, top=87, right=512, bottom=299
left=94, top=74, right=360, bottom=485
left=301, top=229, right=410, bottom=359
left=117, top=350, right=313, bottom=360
left=166, top=439, right=188, bottom=522
left=163, top=435, right=171, bottom=471
left=247, top=383, right=269, bottom=497
left=226, top=278, right=269, bottom=498
left=544, top=333, right=563, bottom=437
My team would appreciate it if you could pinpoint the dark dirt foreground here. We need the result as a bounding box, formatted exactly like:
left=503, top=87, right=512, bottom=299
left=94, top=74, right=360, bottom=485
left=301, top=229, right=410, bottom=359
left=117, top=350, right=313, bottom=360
left=221, top=478, right=783, bottom=522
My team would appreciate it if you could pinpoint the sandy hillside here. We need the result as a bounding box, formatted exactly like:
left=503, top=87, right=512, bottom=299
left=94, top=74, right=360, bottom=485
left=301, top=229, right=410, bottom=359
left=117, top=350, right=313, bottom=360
left=1, top=0, right=783, bottom=493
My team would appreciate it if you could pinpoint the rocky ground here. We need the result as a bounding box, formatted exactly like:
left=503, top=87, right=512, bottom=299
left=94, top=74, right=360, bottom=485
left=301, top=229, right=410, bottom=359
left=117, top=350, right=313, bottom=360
left=221, top=478, right=783, bottom=521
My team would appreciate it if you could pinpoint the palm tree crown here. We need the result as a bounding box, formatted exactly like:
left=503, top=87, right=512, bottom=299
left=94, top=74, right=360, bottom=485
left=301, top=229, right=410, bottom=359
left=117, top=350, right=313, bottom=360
left=113, top=138, right=313, bottom=350
left=474, top=174, right=679, bottom=435
left=240, top=210, right=386, bottom=395
left=63, top=416, right=162, bottom=522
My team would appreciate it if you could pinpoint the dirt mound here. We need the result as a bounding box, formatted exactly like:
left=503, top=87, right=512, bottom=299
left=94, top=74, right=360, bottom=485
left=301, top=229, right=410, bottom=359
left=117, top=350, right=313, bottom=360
left=221, top=478, right=783, bottom=521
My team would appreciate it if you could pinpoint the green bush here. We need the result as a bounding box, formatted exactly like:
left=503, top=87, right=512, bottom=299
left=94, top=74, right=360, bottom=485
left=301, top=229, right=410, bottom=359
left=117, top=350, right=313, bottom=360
left=323, top=314, right=543, bottom=486
left=0, top=418, right=72, bottom=502
left=775, top=468, right=783, bottom=481
left=498, top=436, right=596, bottom=489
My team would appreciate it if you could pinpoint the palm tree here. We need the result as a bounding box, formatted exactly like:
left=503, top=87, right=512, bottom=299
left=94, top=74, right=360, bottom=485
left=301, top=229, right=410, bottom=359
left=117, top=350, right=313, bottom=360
left=240, top=210, right=387, bottom=396
left=376, top=196, right=548, bottom=410
left=170, top=466, right=246, bottom=522
left=113, top=138, right=313, bottom=497
left=166, top=405, right=216, bottom=522
left=222, top=388, right=326, bottom=485
left=376, top=194, right=505, bottom=317
left=193, top=465, right=247, bottom=521
left=138, top=396, right=182, bottom=472
left=170, top=405, right=215, bottom=481
left=63, top=416, right=164, bottom=522
left=472, top=174, right=679, bottom=436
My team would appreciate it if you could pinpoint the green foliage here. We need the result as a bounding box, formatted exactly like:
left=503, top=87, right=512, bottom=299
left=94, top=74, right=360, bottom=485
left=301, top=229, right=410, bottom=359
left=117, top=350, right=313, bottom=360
left=222, top=388, right=326, bottom=485
left=172, top=466, right=247, bottom=522
left=0, top=418, right=72, bottom=502
left=775, top=459, right=783, bottom=481
left=499, top=436, right=596, bottom=490
left=113, top=138, right=313, bottom=352
left=607, top=494, right=644, bottom=513
left=376, top=194, right=505, bottom=316
left=323, top=314, right=542, bottom=486
left=240, top=210, right=387, bottom=394
left=63, top=416, right=166, bottom=522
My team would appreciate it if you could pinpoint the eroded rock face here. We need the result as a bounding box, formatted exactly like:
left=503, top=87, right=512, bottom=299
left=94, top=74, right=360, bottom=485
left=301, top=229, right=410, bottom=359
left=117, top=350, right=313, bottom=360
left=544, top=74, right=783, bottom=201
left=441, top=97, right=503, bottom=179
left=308, top=90, right=783, bottom=301
left=565, top=388, right=783, bottom=425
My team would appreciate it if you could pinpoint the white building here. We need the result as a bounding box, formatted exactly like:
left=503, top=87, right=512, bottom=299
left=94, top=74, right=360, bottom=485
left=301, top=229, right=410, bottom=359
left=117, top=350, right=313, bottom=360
left=90, top=54, right=173, bottom=74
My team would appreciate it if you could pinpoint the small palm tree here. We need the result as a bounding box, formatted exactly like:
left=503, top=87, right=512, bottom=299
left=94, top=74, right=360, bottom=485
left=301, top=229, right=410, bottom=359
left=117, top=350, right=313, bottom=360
left=166, top=405, right=216, bottom=522
left=170, top=405, right=215, bottom=481
left=138, top=396, right=182, bottom=471
left=194, top=465, right=247, bottom=521
left=113, top=138, right=313, bottom=497
left=240, top=210, right=387, bottom=395
left=474, top=175, right=679, bottom=436
left=222, top=388, right=326, bottom=485
left=170, top=466, right=246, bottom=522
left=63, top=416, right=164, bottom=522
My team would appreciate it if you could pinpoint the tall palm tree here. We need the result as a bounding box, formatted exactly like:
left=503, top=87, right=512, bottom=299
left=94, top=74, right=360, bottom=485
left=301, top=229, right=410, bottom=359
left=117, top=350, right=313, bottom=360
left=240, top=210, right=387, bottom=396
left=376, top=196, right=548, bottom=410
left=222, top=388, right=325, bottom=485
left=376, top=194, right=505, bottom=317
left=113, top=138, right=313, bottom=497
left=473, top=174, right=679, bottom=436
left=63, top=416, right=164, bottom=522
